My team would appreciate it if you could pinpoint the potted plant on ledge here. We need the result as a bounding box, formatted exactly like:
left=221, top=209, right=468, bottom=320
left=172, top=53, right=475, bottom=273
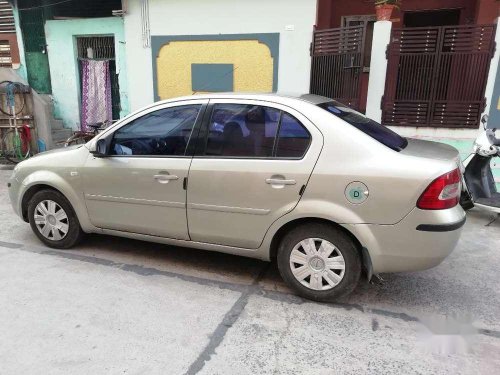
left=374, top=0, right=401, bottom=21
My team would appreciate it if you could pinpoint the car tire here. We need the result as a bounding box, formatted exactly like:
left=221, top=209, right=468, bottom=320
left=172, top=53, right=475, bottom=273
left=28, top=189, right=84, bottom=249
left=277, top=223, right=361, bottom=302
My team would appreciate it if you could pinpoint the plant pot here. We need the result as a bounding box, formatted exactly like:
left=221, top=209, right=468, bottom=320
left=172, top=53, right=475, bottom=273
left=375, top=4, right=395, bottom=21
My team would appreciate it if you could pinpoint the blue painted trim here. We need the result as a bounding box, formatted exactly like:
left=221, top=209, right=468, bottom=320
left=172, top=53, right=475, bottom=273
left=191, top=63, right=234, bottom=92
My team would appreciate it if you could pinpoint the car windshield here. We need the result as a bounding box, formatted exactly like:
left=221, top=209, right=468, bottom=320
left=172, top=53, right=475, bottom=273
left=317, top=101, right=408, bottom=151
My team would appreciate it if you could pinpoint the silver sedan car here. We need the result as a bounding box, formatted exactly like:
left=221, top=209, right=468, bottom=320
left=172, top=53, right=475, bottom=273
left=8, top=93, right=465, bottom=301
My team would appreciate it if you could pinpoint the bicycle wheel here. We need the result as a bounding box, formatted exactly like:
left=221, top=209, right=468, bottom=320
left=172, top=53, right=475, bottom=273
left=64, top=133, right=94, bottom=147
left=3, top=129, right=30, bottom=163
left=0, top=81, right=26, bottom=116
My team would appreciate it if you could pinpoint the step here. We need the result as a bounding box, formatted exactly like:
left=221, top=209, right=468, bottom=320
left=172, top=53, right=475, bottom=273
left=38, top=94, right=53, bottom=103
left=51, top=128, right=73, bottom=144
left=50, top=119, right=64, bottom=130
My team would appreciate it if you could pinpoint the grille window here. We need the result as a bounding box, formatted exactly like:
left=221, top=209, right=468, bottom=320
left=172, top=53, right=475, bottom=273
left=0, top=40, right=12, bottom=67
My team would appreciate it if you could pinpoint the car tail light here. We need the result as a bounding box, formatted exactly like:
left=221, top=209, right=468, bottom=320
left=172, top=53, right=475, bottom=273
left=417, top=168, right=461, bottom=210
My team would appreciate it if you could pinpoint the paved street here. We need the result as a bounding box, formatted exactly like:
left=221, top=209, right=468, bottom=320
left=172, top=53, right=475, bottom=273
left=0, top=168, right=499, bottom=374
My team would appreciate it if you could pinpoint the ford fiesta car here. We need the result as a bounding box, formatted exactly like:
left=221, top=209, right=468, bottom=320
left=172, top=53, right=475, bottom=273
left=8, top=93, right=466, bottom=301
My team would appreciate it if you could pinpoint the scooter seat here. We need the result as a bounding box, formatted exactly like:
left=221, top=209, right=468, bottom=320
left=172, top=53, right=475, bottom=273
left=476, top=193, right=500, bottom=208
left=486, top=129, right=500, bottom=146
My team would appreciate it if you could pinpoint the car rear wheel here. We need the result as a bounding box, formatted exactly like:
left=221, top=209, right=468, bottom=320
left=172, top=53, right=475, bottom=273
left=28, top=189, right=84, bottom=249
left=277, top=223, right=361, bottom=301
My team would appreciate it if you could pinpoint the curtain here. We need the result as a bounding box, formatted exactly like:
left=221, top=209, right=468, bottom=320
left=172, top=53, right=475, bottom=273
left=80, top=59, right=112, bottom=131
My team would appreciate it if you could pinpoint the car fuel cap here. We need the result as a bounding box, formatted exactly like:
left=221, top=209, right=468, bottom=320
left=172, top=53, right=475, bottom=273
left=345, top=182, right=369, bottom=204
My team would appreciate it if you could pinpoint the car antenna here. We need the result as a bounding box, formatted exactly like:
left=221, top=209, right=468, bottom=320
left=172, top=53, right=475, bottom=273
left=192, top=66, right=239, bottom=95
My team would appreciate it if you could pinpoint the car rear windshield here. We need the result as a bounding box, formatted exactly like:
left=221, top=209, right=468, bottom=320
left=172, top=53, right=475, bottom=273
left=317, top=101, right=408, bottom=151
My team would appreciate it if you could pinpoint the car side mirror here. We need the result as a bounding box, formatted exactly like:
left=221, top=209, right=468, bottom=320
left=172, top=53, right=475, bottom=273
left=90, top=138, right=108, bottom=157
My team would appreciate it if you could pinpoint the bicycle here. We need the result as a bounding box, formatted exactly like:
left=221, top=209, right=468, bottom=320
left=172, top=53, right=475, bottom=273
left=0, top=81, right=31, bottom=164
left=63, top=120, right=113, bottom=147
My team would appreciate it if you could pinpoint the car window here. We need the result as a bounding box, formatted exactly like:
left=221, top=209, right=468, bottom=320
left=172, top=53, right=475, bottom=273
left=275, top=114, right=311, bottom=158
left=205, top=104, right=281, bottom=157
left=317, top=101, right=408, bottom=151
left=110, top=105, right=201, bottom=156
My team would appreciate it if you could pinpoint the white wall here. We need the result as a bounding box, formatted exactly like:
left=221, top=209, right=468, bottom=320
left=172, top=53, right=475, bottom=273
left=481, top=18, right=500, bottom=127
left=124, top=0, right=317, bottom=111
left=365, top=21, right=391, bottom=123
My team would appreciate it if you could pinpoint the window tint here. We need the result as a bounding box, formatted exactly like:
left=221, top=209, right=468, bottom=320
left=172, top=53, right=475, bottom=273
left=276, top=114, right=311, bottom=158
left=206, top=104, right=280, bottom=157
left=317, top=101, right=408, bottom=151
left=111, top=105, right=201, bottom=156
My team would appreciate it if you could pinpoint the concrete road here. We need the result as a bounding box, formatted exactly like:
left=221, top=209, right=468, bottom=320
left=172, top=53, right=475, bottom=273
left=0, top=169, right=499, bottom=374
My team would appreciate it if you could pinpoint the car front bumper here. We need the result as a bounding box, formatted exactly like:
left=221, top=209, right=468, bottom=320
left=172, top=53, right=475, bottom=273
left=348, top=205, right=466, bottom=274
left=7, top=172, right=23, bottom=218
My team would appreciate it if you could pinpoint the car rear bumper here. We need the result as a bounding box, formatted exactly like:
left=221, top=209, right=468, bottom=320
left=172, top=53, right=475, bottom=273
left=348, top=205, right=465, bottom=273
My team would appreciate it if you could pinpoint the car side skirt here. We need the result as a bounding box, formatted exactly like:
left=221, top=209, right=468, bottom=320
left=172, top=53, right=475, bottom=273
left=100, top=228, right=267, bottom=260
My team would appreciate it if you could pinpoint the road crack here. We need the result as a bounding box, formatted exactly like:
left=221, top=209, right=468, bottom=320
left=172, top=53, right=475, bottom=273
left=184, top=265, right=270, bottom=375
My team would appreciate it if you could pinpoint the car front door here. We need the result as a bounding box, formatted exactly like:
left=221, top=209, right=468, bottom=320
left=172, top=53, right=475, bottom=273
left=186, top=99, right=323, bottom=249
left=82, top=99, right=207, bottom=239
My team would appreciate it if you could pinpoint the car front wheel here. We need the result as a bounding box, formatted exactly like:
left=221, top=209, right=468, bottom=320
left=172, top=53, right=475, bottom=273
left=277, top=223, right=361, bottom=301
left=28, top=189, right=84, bottom=249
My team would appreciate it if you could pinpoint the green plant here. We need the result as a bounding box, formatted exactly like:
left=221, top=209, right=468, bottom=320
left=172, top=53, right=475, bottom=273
left=374, top=0, right=401, bottom=9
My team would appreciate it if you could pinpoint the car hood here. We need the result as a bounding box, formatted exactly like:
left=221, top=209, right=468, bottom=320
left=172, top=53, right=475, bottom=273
left=32, top=144, right=82, bottom=157
left=14, top=144, right=89, bottom=174
left=400, top=138, right=460, bottom=164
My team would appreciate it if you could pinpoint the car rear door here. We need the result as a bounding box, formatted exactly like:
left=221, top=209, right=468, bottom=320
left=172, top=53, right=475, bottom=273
left=186, top=99, right=323, bottom=249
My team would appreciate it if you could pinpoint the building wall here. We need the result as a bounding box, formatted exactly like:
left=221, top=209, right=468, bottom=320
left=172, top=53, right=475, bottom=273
left=317, top=0, right=478, bottom=29
left=124, top=0, right=317, bottom=111
left=45, top=17, right=129, bottom=129
left=154, top=37, right=276, bottom=100
left=11, top=5, right=27, bottom=81
left=476, top=0, right=500, bottom=24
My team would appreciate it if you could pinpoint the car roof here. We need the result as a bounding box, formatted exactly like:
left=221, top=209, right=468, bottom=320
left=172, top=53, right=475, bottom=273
left=153, top=92, right=331, bottom=106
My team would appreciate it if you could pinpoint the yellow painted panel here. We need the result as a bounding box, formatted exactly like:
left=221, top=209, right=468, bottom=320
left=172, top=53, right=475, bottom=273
left=156, top=40, right=274, bottom=99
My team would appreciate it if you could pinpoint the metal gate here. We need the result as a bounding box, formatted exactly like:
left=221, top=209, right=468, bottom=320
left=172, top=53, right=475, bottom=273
left=383, top=24, right=497, bottom=128
left=310, top=26, right=365, bottom=110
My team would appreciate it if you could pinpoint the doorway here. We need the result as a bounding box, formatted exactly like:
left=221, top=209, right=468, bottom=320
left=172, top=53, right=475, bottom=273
left=403, top=9, right=461, bottom=27
left=76, top=36, right=121, bottom=128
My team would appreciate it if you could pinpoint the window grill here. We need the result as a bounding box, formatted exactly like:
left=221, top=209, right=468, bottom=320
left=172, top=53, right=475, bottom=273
left=0, top=40, right=12, bottom=67
left=0, top=1, right=15, bottom=34
left=383, top=24, right=497, bottom=128
left=76, top=36, right=115, bottom=59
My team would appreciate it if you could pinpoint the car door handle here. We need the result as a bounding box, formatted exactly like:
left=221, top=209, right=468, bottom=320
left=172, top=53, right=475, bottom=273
left=154, top=174, right=179, bottom=183
left=265, top=178, right=296, bottom=185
